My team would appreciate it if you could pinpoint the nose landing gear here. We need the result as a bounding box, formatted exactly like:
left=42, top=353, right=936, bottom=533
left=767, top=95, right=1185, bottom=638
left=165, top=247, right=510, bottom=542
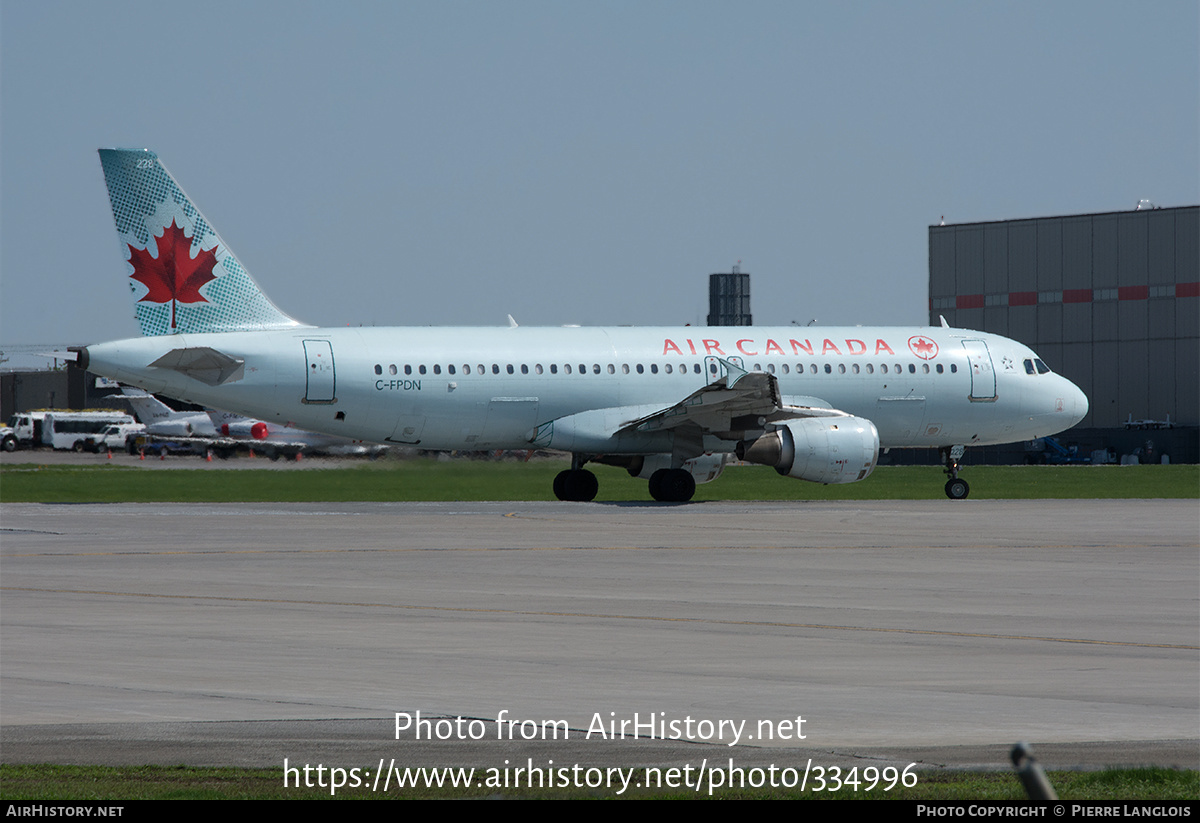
left=941, top=445, right=969, bottom=500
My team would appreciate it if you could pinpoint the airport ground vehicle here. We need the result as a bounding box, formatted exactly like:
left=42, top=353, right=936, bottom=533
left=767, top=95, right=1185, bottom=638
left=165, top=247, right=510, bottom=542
left=40, top=411, right=138, bottom=452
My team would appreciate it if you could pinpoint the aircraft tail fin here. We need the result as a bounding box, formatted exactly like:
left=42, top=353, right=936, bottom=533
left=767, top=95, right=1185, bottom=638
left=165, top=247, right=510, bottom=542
left=98, top=149, right=304, bottom=336
left=119, top=388, right=178, bottom=424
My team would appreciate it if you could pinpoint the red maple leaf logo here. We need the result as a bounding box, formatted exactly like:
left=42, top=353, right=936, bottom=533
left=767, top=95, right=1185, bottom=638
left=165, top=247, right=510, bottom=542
left=908, top=336, right=938, bottom=360
left=128, top=220, right=218, bottom=329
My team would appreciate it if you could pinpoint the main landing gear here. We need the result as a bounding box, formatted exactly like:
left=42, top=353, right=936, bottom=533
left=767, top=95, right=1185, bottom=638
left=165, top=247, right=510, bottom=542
left=552, top=456, right=699, bottom=503
left=647, top=468, right=696, bottom=503
left=940, top=445, right=969, bottom=500
left=553, top=454, right=598, bottom=502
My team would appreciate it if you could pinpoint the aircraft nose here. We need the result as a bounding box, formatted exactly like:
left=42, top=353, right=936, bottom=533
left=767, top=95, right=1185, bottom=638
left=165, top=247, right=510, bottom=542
left=1065, top=378, right=1088, bottom=427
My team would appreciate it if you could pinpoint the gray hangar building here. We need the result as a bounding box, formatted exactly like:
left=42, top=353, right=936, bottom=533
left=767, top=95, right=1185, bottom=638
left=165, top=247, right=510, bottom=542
left=928, top=204, right=1198, bottom=464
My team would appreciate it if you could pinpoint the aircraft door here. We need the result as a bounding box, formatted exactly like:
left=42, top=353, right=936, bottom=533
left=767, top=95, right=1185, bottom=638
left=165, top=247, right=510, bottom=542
left=962, top=340, right=997, bottom=402
left=302, top=340, right=336, bottom=403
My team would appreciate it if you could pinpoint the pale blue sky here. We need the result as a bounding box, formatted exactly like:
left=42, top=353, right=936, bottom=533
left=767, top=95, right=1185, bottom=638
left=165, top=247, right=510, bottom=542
left=2, top=0, right=1196, bottom=349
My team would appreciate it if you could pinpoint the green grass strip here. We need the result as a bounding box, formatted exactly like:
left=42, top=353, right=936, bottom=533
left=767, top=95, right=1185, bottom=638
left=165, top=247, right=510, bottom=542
left=1, top=462, right=1196, bottom=503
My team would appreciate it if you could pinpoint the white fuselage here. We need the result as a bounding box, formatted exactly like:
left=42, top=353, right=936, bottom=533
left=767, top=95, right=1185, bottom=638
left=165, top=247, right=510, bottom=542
left=84, top=324, right=1088, bottom=454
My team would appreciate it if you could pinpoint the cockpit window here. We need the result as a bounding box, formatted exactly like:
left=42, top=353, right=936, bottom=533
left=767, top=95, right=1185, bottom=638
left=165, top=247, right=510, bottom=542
left=1024, top=359, right=1036, bottom=374
left=1034, top=359, right=1050, bottom=374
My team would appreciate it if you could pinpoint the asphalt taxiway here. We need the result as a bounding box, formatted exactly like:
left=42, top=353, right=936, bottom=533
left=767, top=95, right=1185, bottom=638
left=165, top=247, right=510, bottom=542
left=2, top=500, right=1196, bottom=771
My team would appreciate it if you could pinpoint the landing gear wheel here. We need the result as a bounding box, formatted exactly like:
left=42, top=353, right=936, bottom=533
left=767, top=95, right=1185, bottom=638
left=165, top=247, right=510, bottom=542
left=553, top=469, right=598, bottom=502
left=944, top=478, right=969, bottom=500
left=648, top=468, right=696, bottom=503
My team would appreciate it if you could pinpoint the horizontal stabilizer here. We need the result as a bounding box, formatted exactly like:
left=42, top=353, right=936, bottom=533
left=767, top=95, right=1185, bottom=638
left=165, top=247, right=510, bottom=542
left=149, top=347, right=245, bottom=386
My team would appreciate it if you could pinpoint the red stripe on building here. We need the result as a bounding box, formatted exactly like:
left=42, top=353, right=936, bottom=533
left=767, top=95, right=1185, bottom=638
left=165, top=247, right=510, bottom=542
left=956, top=294, right=984, bottom=309
left=1009, top=291, right=1037, bottom=306
left=1118, top=285, right=1149, bottom=301
left=1063, top=289, right=1093, bottom=303
left=1178, top=281, right=1200, bottom=298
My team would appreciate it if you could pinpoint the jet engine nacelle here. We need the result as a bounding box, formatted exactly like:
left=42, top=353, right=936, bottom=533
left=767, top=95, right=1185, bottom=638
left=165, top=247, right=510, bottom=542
left=220, top=420, right=271, bottom=440
left=627, top=453, right=727, bottom=484
left=737, top=416, right=879, bottom=484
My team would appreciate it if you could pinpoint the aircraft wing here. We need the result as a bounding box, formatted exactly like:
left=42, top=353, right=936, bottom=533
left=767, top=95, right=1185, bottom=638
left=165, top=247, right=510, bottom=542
left=618, top=358, right=846, bottom=437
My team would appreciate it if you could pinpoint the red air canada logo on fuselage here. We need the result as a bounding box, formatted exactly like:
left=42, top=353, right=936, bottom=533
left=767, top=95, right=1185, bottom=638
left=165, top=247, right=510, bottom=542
left=907, top=336, right=938, bottom=360
left=660, top=337, right=897, bottom=357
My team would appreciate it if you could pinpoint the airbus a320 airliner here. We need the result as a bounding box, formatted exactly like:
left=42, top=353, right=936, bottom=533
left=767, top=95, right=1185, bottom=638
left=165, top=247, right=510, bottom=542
left=78, top=149, right=1088, bottom=501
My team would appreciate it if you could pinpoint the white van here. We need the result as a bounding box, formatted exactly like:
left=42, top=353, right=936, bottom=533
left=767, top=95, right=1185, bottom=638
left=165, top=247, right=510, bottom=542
left=39, top=411, right=137, bottom=451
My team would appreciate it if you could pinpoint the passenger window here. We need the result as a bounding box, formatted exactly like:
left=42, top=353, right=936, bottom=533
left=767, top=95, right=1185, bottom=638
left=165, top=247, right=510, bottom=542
left=565, top=364, right=572, bottom=374
left=936, top=364, right=944, bottom=374
left=433, top=364, right=441, bottom=375
left=506, top=364, right=514, bottom=374
left=824, top=364, right=832, bottom=374
left=838, top=364, right=846, bottom=374
left=492, top=364, right=500, bottom=374
left=665, top=364, right=673, bottom=374
left=866, top=364, right=874, bottom=374
left=374, top=364, right=382, bottom=375
left=622, top=364, right=629, bottom=374
left=651, top=364, right=659, bottom=374
left=550, top=364, right=557, bottom=374
left=579, top=364, right=586, bottom=374
left=520, top=364, right=528, bottom=374
left=404, top=365, right=412, bottom=375
left=908, top=364, right=915, bottom=374
left=593, top=364, right=601, bottom=374
left=388, top=364, right=397, bottom=375
left=637, top=364, right=644, bottom=374
left=535, top=364, right=543, bottom=374
left=781, top=364, right=789, bottom=374
left=448, top=365, right=456, bottom=375
left=852, top=364, right=860, bottom=374
left=881, top=364, right=888, bottom=374
left=922, top=364, right=929, bottom=373
left=950, top=364, right=958, bottom=373
left=419, top=365, right=427, bottom=375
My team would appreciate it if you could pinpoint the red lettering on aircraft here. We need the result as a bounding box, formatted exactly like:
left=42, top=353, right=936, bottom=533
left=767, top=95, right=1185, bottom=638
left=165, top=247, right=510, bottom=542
left=764, top=338, right=784, bottom=355
left=736, top=339, right=757, bottom=355
left=845, top=339, right=866, bottom=355
left=789, top=339, right=814, bottom=355
left=663, top=339, right=683, bottom=355
left=703, top=339, right=725, bottom=355
left=875, top=339, right=895, bottom=355
left=821, top=339, right=842, bottom=355
left=686, top=339, right=697, bottom=355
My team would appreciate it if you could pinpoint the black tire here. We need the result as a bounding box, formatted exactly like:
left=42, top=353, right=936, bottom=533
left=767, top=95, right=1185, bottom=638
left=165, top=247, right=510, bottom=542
left=72, top=440, right=87, bottom=453
left=944, top=478, right=969, bottom=500
left=649, top=469, right=696, bottom=503
left=2, top=435, right=17, bottom=453
left=553, top=469, right=598, bottom=502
